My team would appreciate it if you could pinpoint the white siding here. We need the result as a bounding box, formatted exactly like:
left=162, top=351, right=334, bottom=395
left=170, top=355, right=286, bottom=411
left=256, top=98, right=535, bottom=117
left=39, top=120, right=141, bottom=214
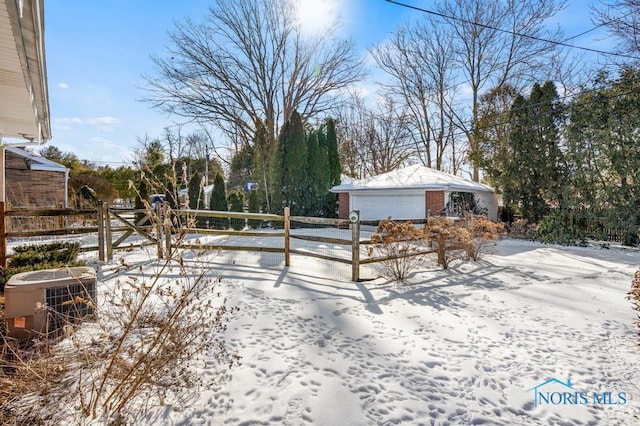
left=350, top=192, right=424, bottom=221
left=474, top=192, right=499, bottom=221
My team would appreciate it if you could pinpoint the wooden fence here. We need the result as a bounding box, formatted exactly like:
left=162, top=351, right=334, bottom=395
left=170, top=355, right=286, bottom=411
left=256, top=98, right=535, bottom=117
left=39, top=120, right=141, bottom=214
left=0, top=204, right=409, bottom=282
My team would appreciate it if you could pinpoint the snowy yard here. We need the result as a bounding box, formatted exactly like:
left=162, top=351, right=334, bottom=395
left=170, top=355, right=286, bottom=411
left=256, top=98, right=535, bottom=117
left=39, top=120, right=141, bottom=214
left=81, top=238, right=638, bottom=425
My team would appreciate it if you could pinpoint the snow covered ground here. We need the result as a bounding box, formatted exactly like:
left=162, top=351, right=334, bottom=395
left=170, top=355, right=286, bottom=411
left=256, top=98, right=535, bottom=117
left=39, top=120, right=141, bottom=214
left=80, top=237, right=638, bottom=426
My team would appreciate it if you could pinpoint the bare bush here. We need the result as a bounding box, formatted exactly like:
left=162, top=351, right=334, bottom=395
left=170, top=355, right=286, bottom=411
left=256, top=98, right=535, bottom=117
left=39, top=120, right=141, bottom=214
left=463, top=216, right=506, bottom=261
left=0, top=177, right=240, bottom=424
left=629, top=270, right=640, bottom=343
left=508, top=218, right=535, bottom=239
left=423, top=217, right=471, bottom=269
left=368, top=219, right=427, bottom=283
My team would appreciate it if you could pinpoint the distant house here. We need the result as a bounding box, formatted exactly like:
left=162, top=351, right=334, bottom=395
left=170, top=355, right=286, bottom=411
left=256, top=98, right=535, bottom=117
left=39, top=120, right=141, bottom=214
left=178, top=184, right=214, bottom=209
left=5, top=147, right=68, bottom=208
left=330, top=164, right=498, bottom=221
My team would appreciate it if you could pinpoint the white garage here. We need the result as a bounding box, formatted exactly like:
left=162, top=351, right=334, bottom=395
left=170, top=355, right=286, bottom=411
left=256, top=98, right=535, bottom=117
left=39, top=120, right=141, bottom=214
left=331, top=165, right=498, bottom=222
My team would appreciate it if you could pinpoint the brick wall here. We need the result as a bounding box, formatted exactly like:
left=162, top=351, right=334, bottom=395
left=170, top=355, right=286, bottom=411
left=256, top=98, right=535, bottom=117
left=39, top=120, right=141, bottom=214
left=425, top=191, right=445, bottom=217
left=5, top=150, right=66, bottom=208
left=338, top=192, right=350, bottom=219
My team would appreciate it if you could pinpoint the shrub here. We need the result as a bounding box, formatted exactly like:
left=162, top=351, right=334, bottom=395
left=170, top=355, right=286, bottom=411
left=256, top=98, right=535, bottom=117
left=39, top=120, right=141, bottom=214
left=423, top=217, right=471, bottom=269
left=247, top=190, right=262, bottom=229
left=534, top=210, right=585, bottom=245
left=368, top=219, right=426, bottom=283
left=463, top=216, right=506, bottom=261
left=228, top=191, right=245, bottom=231
left=629, top=270, right=640, bottom=343
left=1, top=202, right=240, bottom=424
left=508, top=218, right=534, bottom=239
left=0, top=242, right=85, bottom=291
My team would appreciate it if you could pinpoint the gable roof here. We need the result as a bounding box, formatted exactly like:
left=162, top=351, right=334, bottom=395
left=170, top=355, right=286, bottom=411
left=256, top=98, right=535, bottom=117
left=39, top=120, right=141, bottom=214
left=527, top=378, right=573, bottom=392
left=6, top=146, right=67, bottom=172
left=331, top=164, right=494, bottom=193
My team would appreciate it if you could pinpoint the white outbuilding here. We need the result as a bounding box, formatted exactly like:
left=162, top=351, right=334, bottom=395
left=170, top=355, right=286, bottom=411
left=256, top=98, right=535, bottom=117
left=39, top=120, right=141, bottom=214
left=330, top=164, right=498, bottom=222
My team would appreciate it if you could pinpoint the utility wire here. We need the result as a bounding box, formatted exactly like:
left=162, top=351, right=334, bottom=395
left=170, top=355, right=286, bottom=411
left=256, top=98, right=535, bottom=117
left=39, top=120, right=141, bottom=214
left=384, top=0, right=640, bottom=61
left=360, top=84, right=640, bottom=153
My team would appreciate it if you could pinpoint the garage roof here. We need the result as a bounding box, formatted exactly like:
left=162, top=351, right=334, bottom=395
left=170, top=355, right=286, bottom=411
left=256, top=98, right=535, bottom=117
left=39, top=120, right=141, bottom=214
left=6, top=146, right=66, bottom=172
left=331, top=164, right=494, bottom=193
left=0, top=0, right=50, bottom=142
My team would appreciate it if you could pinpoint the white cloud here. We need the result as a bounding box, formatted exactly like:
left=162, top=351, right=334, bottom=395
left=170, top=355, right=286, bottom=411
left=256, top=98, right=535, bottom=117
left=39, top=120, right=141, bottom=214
left=88, top=136, right=115, bottom=145
left=58, top=82, right=69, bottom=89
left=55, top=117, right=82, bottom=124
left=87, top=116, right=119, bottom=125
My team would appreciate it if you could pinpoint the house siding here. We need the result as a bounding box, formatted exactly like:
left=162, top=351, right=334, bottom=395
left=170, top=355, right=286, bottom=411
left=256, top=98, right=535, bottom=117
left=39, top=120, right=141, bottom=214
left=425, top=191, right=445, bottom=216
left=5, top=150, right=66, bottom=208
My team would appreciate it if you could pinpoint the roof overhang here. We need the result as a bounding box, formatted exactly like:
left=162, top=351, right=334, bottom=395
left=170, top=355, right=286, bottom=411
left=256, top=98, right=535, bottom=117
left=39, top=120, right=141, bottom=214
left=333, top=184, right=493, bottom=194
left=0, top=0, right=50, bottom=143
left=331, top=165, right=495, bottom=194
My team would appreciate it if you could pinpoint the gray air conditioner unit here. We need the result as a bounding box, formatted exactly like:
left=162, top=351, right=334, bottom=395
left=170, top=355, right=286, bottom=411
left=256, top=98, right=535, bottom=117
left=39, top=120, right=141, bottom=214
left=4, top=267, right=97, bottom=339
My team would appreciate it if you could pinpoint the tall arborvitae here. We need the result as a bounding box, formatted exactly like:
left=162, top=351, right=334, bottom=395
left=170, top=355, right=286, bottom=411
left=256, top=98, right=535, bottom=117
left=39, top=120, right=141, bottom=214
left=187, top=170, right=203, bottom=227
left=326, top=118, right=341, bottom=186
left=252, top=119, right=271, bottom=212
left=325, top=118, right=340, bottom=217
left=306, top=129, right=330, bottom=216
left=210, top=172, right=229, bottom=229
left=271, top=111, right=307, bottom=215
left=247, top=190, right=261, bottom=228
left=316, top=126, right=331, bottom=215
left=228, top=143, right=254, bottom=191
left=187, top=170, right=203, bottom=210
left=227, top=191, right=245, bottom=230
left=566, top=68, right=640, bottom=245
left=504, top=81, right=563, bottom=223
left=305, top=131, right=320, bottom=217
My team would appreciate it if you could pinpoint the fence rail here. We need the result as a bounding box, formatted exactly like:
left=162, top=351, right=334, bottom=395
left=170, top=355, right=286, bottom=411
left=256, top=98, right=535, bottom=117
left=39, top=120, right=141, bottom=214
left=0, top=204, right=431, bottom=282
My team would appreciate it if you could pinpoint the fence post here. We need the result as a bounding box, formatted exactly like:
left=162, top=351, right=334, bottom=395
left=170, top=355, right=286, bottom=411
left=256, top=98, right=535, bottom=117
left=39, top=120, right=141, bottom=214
left=284, top=207, right=290, bottom=267
left=97, top=202, right=105, bottom=261
left=351, top=210, right=360, bottom=282
left=0, top=202, right=6, bottom=268
left=104, top=203, right=113, bottom=261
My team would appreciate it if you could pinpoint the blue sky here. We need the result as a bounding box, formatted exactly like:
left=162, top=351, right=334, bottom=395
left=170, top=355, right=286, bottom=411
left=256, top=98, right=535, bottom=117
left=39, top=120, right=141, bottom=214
left=44, top=0, right=605, bottom=166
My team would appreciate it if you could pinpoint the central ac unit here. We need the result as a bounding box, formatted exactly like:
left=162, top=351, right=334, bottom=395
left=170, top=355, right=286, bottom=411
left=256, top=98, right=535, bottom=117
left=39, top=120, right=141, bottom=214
left=4, top=266, right=97, bottom=339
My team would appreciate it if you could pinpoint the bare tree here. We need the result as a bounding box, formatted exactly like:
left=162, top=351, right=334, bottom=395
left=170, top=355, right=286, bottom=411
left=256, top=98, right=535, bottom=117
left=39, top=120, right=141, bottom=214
left=336, top=93, right=414, bottom=178
left=437, top=0, right=566, bottom=181
left=371, top=19, right=458, bottom=172
left=593, top=0, right=640, bottom=61
left=143, top=0, right=364, bottom=150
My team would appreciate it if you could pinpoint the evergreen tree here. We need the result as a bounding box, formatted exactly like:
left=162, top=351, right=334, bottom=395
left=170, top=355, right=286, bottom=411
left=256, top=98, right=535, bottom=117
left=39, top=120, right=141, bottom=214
left=210, top=172, right=229, bottom=229
left=187, top=170, right=203, bottom=210
left=228, top=191, right=245, bottom=230
left=252, top=120, right=271, bottom=212
left=566, top=68, right=640, bottom=245
left=325, top=118, right=340, bottom=217
left=326, top=118, right=341, bottom=186
left=306, top=129, right=331, bottom=216
left=228, top=144, right=254, bottom=191
left=247, top=190, right=261, bottom=228
left=503, top=81, right=565, bottom=223
left=271, top=111, right=308, bottom=215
